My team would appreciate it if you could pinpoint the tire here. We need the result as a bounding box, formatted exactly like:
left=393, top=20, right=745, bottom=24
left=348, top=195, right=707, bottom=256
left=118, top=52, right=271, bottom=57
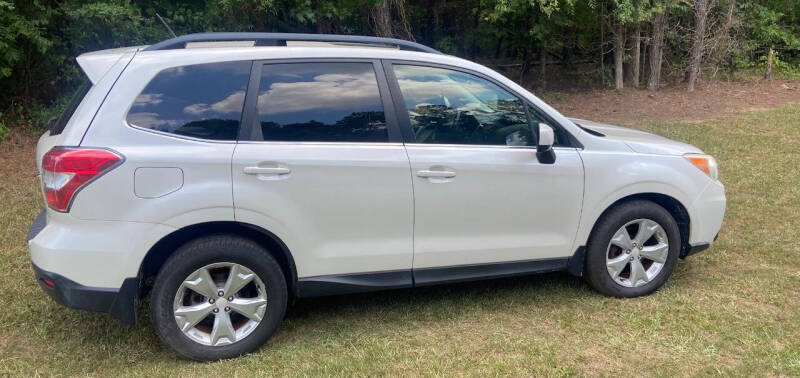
left=150, top=235, right=287, bottom=361
left=584, top=200, right=681, bottom=298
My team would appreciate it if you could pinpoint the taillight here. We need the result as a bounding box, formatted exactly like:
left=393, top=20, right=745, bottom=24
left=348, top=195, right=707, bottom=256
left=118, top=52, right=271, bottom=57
left=41, top=147, right=122, bottom=212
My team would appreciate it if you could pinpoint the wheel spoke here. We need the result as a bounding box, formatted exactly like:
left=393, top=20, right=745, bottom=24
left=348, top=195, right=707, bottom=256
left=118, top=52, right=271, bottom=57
left=223, top=265, right=255, bottom=297
left=183, top=267, right=219, bottom=299
left=610, top=228, right=634, bottom=250
left=228, top=297, right=268, bottom=322
left=641, top=244, right=668, bottom=264
left=606, top=254, right=629, bottom=280
left=210, top=311, right=236, bottom=346
left=173, top=262, right=268, bottom=347
left=633, top=219, right=659, bottom=246
left=628, top=259, right=648, bottom=286
left=174, top=302, right=214, bottom=332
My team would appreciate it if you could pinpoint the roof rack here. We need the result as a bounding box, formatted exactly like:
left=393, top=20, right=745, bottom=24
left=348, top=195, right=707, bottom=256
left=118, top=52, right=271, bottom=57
left=144, top=32, right=441, bottom=54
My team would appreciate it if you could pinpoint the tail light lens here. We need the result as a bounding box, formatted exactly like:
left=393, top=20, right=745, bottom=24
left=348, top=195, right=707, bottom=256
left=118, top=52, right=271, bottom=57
left=41, top=147, right=122, bottom=212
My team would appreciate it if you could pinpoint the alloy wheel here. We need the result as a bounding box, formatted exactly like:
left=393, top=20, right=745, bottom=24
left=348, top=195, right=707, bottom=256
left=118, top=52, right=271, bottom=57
left=173, top=262, right=268, bottom=346
left=605, top=219, right=669, bottom=288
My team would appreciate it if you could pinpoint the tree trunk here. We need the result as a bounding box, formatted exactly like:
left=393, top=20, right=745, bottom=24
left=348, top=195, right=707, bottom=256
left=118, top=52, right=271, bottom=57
left=540, top=45, right=547, bottom=90
left=600, top=1, right=605, bottom=83
left=519, top=47, right=529, bottom=85
left=631, top=27, right=641, bottom=87
left=718, top=0, right=735, bottom=39
left=688, top=0, right=713, bottom=92
left=494, top=35, right=504, bottom=59
left=369, top=0, right=413, bottom=40
left=765, top=48, right=774, bottom=80
left=647, top=9, right=667, bottom=91
left=614, top=22, right=625, bottom=89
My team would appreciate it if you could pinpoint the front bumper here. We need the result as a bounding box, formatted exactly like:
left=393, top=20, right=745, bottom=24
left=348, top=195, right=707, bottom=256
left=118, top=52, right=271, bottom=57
left=32, top=264, right=138, bottom=324
left=688, top=180, right=726, bottom=245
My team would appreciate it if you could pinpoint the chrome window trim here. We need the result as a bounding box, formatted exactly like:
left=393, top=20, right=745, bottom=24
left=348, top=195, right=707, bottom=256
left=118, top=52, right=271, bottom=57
left=126, top=122, right=238, bottom=144
left=236, top=140, right=404, bottom=147
left=403, top=143, right=578, bottom=150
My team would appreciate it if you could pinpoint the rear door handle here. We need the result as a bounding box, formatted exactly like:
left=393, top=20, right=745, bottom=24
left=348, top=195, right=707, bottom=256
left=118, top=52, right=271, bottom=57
left=416, top=169, right=456, bottom=178
left=243, top=166, right=291, bottom=175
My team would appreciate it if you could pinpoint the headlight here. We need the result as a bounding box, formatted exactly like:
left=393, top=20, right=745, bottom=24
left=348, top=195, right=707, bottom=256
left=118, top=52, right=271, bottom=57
left=684, top=153, right=719, bottom=181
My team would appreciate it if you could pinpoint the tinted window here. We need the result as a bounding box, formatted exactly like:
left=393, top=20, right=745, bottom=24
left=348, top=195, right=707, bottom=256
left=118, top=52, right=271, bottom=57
left=256, top=62, right=388, bottom=142
left=393, top=65, right=534, bottom=146
left=127, top=61, right=251, bottom=140
left=51, top=78, right=91, bottom=135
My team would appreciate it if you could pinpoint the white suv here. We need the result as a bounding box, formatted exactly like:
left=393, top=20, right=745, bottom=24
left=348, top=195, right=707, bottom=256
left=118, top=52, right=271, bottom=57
left=28, top=33, right=725, bottom=360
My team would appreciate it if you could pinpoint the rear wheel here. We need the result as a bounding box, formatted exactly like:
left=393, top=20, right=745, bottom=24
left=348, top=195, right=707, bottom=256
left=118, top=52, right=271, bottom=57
left=150, top=235, right=287, bottom=360
left=584, top=200, right=681, bottom=297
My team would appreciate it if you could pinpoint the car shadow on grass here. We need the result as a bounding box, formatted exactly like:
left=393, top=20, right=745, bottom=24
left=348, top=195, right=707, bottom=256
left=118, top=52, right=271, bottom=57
left=284, top=272, right=590, bottom=323
left=28, top=271, right=598, bottom=365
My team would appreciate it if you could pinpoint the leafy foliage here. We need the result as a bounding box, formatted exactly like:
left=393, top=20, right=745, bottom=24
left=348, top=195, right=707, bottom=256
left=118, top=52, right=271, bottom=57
left=0, top=0, right=798, bottom=132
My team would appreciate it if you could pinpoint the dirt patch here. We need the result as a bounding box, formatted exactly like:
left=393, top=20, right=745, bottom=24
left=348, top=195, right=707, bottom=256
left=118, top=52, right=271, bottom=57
left=0, top=130, right=37, bottom=178
left=542, top=79, right=800, bottom=125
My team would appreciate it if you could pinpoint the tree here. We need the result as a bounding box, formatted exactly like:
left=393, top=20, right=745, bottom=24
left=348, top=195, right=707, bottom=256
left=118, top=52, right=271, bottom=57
left=369, top=0, right=413, bottom=39
left=613, top=21, right=625, bottom=89
left=610, top=0, right=651, bottom=89
left=627, top=26, right=642, bottom=87
left=647, top=5, right=668, bottom=91
left=687, top=0, right=717, bottom=91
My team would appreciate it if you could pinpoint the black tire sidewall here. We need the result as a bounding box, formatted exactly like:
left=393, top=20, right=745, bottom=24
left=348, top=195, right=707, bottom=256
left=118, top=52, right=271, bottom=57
left=585, top=200, right=681, bottom=297
left=150, top=235, right=287, bottom=361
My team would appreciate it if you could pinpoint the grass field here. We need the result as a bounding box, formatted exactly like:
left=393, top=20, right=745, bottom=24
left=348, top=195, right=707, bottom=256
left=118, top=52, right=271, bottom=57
left=1, top=104, right=799, bottom=376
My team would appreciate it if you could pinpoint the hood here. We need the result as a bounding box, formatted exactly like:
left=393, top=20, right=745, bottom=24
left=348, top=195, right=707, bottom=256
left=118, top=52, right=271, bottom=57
left=569, top=118, right=703, bottom=155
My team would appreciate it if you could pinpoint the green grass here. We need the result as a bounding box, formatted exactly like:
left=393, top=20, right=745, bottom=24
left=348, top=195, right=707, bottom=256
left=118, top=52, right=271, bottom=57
left=1, top=105, right=799, bottom=376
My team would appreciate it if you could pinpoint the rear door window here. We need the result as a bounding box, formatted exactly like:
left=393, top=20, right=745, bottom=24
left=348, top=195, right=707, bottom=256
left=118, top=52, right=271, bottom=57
left=127, top=61, right=251, bottom=141
left=255, top=62, right=388, bottom=142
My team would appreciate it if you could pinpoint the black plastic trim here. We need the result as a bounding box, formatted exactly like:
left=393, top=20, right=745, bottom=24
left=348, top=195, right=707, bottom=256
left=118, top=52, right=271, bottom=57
left=565, top=246, right=586, bottom=277
left=144, top=32, right=442, bottom=54
left=681, top=242, right=710, bottom=259
left=32, top=264, right=137, bottom=324
left=296, top=257, right=573, bottom=297
left=297, top=270, right=412, bottom=297
left=413, top=258, right=569, bottom=286
left=238, top=60, right=261, bottom=141
left=27, top=210, right=46, bottom=241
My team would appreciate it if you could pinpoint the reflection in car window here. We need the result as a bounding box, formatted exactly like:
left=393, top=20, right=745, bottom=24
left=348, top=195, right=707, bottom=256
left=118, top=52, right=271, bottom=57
left=256, top=62, right=387, bottom=142
left=127, top=61, right=251, bottom=140
left=393, top=65, right=533, bottom=146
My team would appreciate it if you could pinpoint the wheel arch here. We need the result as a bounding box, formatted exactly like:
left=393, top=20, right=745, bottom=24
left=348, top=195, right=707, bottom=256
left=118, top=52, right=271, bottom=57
left=138, top=221, right=298, bottom=298
left=588, top=193, right=691, bottom=257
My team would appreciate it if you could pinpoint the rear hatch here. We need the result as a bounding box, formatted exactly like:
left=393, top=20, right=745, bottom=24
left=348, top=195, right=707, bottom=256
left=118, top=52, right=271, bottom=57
left=35, top=46, right=139, bottom=201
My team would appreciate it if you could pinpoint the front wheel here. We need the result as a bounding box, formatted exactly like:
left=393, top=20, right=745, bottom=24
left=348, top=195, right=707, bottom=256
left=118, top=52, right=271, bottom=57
left=150, top=235, right=287, bottom=360
left=584, top=200, right=681, bottom=297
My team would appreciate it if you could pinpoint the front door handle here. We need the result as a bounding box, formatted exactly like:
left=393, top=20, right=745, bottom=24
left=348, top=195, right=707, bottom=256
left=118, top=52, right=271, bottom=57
left=416, top=169, right=456, bottom=178
left=243, top=166, right=291, bottom=175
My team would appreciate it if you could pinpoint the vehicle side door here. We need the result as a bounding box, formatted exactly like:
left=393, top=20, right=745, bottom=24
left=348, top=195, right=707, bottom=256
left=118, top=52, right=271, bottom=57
left=384, top=61, right=584, bottom=280
left=231, top=60, right=414, bottom=290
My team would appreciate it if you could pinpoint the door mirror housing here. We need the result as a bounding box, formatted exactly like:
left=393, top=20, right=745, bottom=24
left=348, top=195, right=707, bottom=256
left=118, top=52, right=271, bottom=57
left=536, top=123, right=556, bottom=164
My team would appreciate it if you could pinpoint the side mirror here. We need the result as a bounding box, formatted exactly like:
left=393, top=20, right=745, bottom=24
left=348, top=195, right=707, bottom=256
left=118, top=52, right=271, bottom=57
left=536, top=123, right=556, bottom=164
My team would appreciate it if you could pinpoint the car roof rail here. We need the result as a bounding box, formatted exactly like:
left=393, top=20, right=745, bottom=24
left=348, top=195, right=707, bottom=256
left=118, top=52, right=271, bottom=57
left=144, top=32, right=442, bottom=54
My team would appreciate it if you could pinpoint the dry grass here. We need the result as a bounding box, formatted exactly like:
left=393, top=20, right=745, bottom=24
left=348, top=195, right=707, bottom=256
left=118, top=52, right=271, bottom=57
left=0, top=103, right=798, bottom=376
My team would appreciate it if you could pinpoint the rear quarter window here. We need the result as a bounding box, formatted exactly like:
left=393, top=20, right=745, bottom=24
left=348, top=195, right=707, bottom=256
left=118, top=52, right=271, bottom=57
left=127, top=61, right=251, bottom=141
left=50, top=78, right=91, bottom=135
